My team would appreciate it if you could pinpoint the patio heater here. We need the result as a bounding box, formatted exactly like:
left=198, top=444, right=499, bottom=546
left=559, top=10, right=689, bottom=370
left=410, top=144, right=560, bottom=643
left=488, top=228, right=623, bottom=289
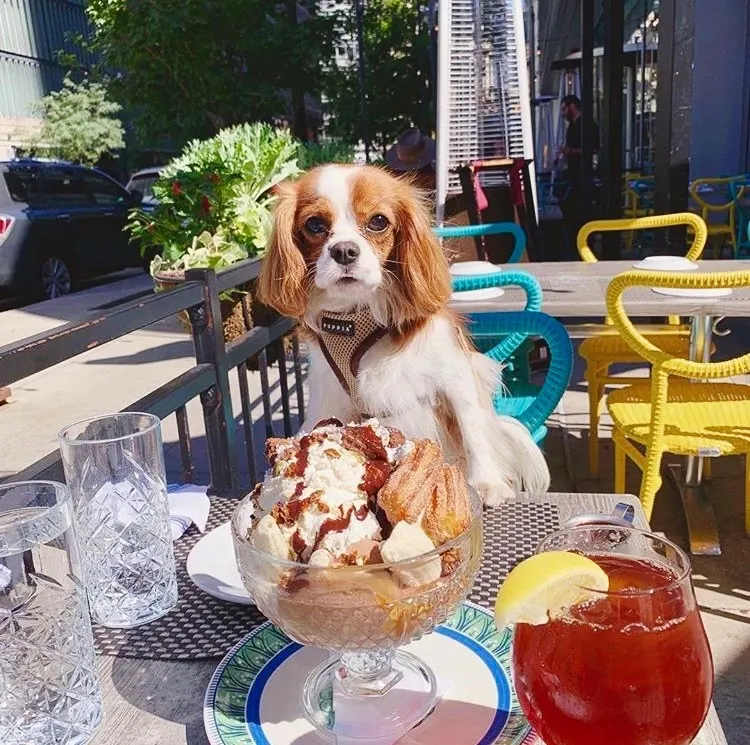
left=435, top=0, right=537, bottom=225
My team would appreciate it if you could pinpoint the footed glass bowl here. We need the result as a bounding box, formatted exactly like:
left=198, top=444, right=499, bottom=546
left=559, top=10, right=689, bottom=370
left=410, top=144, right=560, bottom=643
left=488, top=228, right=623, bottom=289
left=231, top=489, right=483, bottom=740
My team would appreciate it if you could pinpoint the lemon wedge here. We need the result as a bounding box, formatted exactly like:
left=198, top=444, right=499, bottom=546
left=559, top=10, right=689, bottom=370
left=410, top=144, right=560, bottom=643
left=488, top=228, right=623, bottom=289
left=495, top=551, right=609, bottom=627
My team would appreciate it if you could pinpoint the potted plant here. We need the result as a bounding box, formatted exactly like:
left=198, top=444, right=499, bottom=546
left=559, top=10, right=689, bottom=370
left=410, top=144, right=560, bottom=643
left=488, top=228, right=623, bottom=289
left=128, top=122, right=301, bottom=343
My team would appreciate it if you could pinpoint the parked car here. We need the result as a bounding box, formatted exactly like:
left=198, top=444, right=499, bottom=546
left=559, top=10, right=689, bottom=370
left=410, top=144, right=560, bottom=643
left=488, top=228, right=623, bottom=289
left=126, top=166, right=162, bottom=213
left=0, top=159, right=144, bottom=300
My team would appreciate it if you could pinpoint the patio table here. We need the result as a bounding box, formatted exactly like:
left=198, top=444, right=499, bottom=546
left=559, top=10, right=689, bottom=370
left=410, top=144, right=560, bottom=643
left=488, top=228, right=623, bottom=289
left=89, top=491, right=727, bottom=745
left=451, top=259, right=750, bottom=554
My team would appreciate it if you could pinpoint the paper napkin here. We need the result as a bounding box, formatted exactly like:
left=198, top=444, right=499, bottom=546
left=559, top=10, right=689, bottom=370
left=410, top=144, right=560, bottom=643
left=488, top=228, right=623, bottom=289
left=167, top=483, right=211, bottom=541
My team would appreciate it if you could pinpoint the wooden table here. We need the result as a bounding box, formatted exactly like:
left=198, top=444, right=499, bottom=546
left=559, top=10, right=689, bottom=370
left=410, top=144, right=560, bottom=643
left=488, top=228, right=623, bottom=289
left=91, top=492, right=728, bottom=745
left=449, top=259, right=750, bottom=321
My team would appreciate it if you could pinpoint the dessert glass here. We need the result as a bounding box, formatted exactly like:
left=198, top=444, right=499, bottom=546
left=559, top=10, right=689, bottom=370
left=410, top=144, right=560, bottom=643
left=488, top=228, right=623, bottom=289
left=231, top=488, right=483, bottom=740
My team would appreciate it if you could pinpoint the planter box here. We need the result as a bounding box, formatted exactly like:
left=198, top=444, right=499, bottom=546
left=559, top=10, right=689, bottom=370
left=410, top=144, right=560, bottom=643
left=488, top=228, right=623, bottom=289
left=153, top=259, right=283, bottom=349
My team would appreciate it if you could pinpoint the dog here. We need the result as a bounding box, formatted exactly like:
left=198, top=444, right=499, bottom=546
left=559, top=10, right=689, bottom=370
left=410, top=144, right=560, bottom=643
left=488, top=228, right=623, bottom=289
left=257, top=164, right=550, bottom=505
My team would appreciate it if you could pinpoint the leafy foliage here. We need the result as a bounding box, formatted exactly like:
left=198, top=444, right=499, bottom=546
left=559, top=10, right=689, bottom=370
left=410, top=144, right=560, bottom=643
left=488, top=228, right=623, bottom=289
left=85, top=0, right=340, bottom=146
left=296, top=139, right=355, bottom=169
left=150, top=230, right=247, bottom=276
left=322, top=0, right=433, bottom=154
left=128, top=123, right=301, bottom=273
left=28, top=75, right=125, bottom=166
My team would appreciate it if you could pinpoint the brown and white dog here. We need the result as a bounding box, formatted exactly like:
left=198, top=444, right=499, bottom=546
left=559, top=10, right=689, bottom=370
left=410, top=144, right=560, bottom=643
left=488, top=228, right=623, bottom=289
left=257, top=164, right=549, bottom=505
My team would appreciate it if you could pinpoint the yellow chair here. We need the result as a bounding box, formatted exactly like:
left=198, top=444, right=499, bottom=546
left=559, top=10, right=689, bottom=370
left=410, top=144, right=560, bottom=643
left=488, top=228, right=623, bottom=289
left=688, top=177, right=738, bottom=256
left=606, top=268, right=750, bottom=529
left=577, top=213, right=708, bottom=476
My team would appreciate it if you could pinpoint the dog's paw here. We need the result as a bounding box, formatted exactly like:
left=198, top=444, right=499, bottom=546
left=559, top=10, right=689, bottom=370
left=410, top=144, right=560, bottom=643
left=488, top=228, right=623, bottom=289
left=470, top=478, right=516, bottom=507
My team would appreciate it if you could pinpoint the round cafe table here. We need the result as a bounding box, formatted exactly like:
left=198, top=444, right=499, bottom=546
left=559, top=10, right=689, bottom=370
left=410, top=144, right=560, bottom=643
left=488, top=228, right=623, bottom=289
left=89, top=491, right=729, bottom=745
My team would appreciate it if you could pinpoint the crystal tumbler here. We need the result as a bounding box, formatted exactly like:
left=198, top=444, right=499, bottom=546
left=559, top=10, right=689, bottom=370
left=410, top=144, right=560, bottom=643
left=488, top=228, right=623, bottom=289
left=59, top=412, right=178, bottom=628
left=0, top=481, right=103, bottom=745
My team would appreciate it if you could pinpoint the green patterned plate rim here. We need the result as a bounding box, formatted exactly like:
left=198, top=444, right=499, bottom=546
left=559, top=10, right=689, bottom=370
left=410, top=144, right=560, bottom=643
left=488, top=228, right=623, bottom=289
left=203, top=600, right=533, bottom=745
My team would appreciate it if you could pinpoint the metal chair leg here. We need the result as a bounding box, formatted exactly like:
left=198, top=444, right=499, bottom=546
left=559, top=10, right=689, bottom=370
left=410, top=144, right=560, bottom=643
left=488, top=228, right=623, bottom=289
left=614, top=436, right=626, bottom=494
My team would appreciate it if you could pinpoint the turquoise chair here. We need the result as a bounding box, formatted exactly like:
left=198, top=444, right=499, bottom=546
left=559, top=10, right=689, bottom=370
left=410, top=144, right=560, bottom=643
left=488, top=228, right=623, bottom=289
left=435, top=222, right=526, bottom=263
left=452, top=271, right=573, bottom=442
left=731, top=177, right=750, bottom=258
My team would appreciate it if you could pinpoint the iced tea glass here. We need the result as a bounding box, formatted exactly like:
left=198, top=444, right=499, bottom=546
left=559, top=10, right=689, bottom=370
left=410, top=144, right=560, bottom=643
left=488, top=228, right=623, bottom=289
left=512, top=525, right=714, bottom=745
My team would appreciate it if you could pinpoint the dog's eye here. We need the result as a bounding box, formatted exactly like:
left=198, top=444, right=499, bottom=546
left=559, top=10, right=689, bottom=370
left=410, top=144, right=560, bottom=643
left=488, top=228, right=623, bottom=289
left=366, top=214, right=389, bottom=232
left=304, top=216, right=328, bottom=235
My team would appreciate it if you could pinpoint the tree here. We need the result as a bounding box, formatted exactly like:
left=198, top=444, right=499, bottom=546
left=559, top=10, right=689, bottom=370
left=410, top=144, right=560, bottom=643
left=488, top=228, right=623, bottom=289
left=31, top=75, right=125, bottom=166
left=85, top=0, right=339, bottom=147
left=322, top=0, right=433, bottom=155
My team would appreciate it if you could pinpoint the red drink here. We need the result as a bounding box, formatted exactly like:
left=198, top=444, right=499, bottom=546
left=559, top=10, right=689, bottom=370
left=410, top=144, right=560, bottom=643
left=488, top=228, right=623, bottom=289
left=513, top=554, right=714, bottom=745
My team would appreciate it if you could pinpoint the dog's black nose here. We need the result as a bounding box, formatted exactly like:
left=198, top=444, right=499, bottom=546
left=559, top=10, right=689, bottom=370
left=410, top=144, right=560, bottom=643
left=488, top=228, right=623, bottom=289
left=329, top=241, right=360, bottom=266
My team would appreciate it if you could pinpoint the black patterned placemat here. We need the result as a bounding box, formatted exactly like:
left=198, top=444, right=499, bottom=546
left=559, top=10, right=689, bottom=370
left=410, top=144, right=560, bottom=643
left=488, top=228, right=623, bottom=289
left=93, top=496, right=265, bottom=661
left=93, top=499, right=559, bottom=661
left=468, top=502, right=560, bottom=609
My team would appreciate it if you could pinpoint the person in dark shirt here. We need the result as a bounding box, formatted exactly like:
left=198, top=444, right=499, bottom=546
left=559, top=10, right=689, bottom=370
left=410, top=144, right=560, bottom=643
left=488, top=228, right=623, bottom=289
left=557, top=94, right=599, bottom=257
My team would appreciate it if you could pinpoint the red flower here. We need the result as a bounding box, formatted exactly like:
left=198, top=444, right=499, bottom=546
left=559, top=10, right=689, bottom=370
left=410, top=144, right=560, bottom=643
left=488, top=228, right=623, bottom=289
left=171, top=181, right=182, bottom=196
left=201, top=195, right=211, bottom=214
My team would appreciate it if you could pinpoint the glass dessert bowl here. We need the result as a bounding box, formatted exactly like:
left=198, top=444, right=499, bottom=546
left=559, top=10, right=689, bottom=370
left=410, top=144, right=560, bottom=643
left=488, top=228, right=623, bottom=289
left=231, top=419, right=483, bottom=740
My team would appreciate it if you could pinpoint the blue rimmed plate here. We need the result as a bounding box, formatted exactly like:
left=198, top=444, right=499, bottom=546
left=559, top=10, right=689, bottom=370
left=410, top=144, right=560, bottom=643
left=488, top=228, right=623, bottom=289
left=204, top=601, right=533, bottom=745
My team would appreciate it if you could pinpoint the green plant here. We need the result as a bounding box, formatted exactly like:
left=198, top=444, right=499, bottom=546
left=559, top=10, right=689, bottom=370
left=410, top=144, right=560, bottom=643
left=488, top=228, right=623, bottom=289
left=86, top=0, right=340, bottom=145
left=296, top=139, right=355, bottom=168
left=26, top=74, right=125, bottom=166
left=150, top=230, right=246, bottom=275
left=321, top=0, right=433, bottom=154
left=128, top=122, right=301, bottom=274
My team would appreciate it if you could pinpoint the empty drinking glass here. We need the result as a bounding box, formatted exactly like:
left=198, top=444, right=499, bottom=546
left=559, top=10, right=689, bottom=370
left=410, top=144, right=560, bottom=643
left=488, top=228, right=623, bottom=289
left=59, top=413, right=178, bottom=628
left=0, top=481, right=103, bottom=745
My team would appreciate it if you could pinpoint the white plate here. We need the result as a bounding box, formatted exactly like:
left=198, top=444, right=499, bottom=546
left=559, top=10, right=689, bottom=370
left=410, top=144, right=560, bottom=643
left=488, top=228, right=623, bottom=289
left=633, top=256, right=699, bottom=271
left=451, top=287, right=505, bottom=303
left=186, top=521, right=254, bottom=605
left=651, top=287, right=734, bottom=298
left=449, top=260, right=503, bottom=276
left=204, top=602, right=532, bottom=745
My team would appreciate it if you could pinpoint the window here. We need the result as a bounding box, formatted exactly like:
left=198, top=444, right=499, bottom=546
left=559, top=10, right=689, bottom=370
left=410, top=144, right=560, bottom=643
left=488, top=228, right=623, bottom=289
left=83, top=172, right=127, bottom=206
left=129, top=174, right=159, bottom=200
left=38, top=170, right=90, bottom=207
left=3, top=168, right=43, bottom=205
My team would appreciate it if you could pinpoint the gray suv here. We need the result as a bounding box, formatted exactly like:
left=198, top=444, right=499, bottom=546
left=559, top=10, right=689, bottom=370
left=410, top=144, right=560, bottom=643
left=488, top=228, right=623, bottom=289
left=0, top=159, right=144, bottom=300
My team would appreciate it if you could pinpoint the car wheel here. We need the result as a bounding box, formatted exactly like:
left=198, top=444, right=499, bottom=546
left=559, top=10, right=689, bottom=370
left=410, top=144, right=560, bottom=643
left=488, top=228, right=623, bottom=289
left=40, top=255, right=73, bottom=299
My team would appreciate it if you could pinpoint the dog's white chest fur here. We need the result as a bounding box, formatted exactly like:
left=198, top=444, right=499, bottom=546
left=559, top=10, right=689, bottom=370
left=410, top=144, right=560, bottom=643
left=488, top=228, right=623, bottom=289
left=303, top=314, right=550, bottom=505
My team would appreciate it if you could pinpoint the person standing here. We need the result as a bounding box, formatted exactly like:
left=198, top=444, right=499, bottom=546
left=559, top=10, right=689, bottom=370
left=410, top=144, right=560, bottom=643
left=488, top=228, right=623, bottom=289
left=557, top=94, right=599, bottom=257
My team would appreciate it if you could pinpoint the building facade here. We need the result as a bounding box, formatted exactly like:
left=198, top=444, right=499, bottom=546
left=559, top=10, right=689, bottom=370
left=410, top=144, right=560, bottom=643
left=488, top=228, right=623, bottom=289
left=0, top=0, right=95, bottom=158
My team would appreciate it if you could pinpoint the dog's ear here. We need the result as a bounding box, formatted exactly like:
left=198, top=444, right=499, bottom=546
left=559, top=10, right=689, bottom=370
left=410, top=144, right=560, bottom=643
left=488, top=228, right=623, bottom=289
left=257, top=180, right=308, bottom=319
left=387, top=184, right=452, bottom=331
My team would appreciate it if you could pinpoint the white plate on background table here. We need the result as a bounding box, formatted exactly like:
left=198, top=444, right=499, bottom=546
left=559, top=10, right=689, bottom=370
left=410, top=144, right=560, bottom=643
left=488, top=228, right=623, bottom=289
left=650, top=286, right=734, bottom=298
left=203, top=601, right=534, bottom=745
left=449, top=260, right=504, bottom=276
left=632, top=256, right=699, bottom=272
left=450, top=262, right=506, bottom=303
left=631, top=256, right=733, bottom=298
left=451, top=287, right=506, bottom=303
left=187, top=521, right=254, bottom=605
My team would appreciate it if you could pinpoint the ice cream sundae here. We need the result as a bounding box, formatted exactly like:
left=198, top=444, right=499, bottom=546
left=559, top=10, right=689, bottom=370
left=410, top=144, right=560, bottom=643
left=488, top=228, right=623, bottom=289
left=244, top=418, right=473, bottom=580
left=231, top=419, right=483, bottom=739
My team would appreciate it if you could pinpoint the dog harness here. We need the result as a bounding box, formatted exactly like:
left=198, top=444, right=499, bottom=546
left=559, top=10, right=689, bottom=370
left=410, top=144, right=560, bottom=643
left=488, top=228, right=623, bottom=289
left=312, top=309, right=388, bottom=408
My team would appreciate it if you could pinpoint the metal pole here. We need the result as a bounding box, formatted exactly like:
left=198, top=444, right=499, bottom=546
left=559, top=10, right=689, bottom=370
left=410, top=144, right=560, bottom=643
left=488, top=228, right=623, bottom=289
left=580, top=0, right=595, bottom=224
left=435, top=0, right=452, bottom=224
left=354, top=0, right=371, bottom=163
left=639, top=0, right=648, bottom=174
left=654, top=0, right=695, bottom=253
left=602, top=0, right=624, bottom=259
left=185, top=268, right=238, bottom=494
